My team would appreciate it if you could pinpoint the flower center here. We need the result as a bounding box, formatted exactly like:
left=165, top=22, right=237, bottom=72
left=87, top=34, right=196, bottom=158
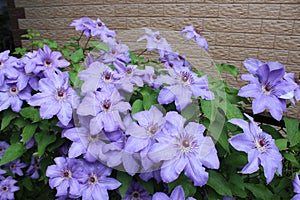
left=103, top=71, right=112, bottom=82
left=255, top=134, right=269, bottom=153
left=182, top=139, right=190, bottom=148
left=102, top=100, right=111, bottom=111
left=97, top=22, right=103, bottom=29
left=0, top=148, right=3, bottom=152
left=169, top=62, right=174, bottom=68
left=89, top=175, right=98, bottom=184
left=180, top=71, right=192, bottom=85
left=147, top=124, right=158, bottom=137
left=56, top=89, right=66, bottom=100
left=10, top=164, right=15, bottom=169
left=132, top=191, right=140, bottom=198
left=2, top=186, right=8, bottom=192
left=63, top=169, right=72, bottom=179
left=9, top=86, right=18, bottom=95
left=44, top=59, right=52, bottom=67
left=154, top=34, right=161, bottom=42
left=195, top=29, right=201, bottom=36
left=262, top=83, right=272, bottom=95
left=0, top=61, right=4, bottom=68
left=126, top=68, right=133, bottom=76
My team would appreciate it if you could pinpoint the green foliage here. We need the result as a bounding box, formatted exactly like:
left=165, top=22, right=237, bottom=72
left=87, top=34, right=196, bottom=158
left=34, top=132, right=57, bottom=158
left=116, top=171, right=133, bottom=197
left=215, top=63, right=239, bottom=77
left=0, top=143, right=26, bottom=165
left=168, top=173, right=197, bottom=198
left=207, top=170, right=232, bottom=196
left=284, top=117, right=300, bottom=147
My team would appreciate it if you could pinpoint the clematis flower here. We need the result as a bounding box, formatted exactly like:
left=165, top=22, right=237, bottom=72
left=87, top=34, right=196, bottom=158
left=5, top=159, right=27, bottom=176
left=77, top=89, right=131, bottom=133
left=46, top=157, right=83, bottom=198
left=160, top=51, right=191, bottom=70
left=228, top=113, right=282, bottom=184
left=139, top=169, right=162, bottom=184
left=70, top=17, right=94, bottom=37
left=0, top=81, right=31, bottom=112
left=153, top=185, right=196, bottom=200
left=0, top=176, right=19, bottom=200
left=33, top=45, right=70, bottom=76
left=148, top=112, right=219, bottom=186
left=0, top=50, right=19, bottom=86
left=284, top=72, right=300, bottom=102
left=77, top=161, right=121, bottom=200
left=0, top=141, right=9, bottom=159
left=181, top=25, right=209, bottom=51
left=28, top=71, right=80, bottom=126
left=142, top=66, right=161, bottom=89
left=137, top=28, right=172, bottom=57
left=87, top=18, right=116, bottom=41
left=26, top=157, right=41, bottom=179
left=158, top=66, right=214, bottom=111
left=122, top=181, right=151, bottom=200
left=292, top=173, right=300, bottom=200
left=125, top=105, right=165, bottom=170
left=238, top=60, right=297, bottom=121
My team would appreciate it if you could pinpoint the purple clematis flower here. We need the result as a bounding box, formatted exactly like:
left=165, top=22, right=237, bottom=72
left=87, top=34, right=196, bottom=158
left=148, top=112, right=219, bottom=186
left=139, top=169, right=162, bottom=184
left=160, top=51, right=191, bottom=70
left=87, top=18, right=116, bottom=41
left=78, top=161, right=121, bottom=200
left=78, top=61, right=121, bottom=94
left=0, top=50, right=19, bottom=86
left=33, top=45, right=70, bottom=76
left=238, top=60, right=297, bottom=121
left=181, top=25, right=209, bottom=51
left=142, top=66, right=161, bottom=89
left=0, top=141, right=9, bottom=159
left=284, top=72, right=300, bottom=102
left=0, top=81, right=31, bottom=112
left=122, top=181, right=152, bottom=200
left=228, top=113, right=282, bottom=184
left=158, top=66, right=214, bottom=111
left=137, top=28, right=172, bottom=57
left=5, top=159, right=27, bottom=176
left=153, top=185, right=196, bottom=200
left=70, top=17, right=94, bottom=37
left=29, top=71, right=80, bottom=126
left=77, top=89, right=131, bottom=133
left=292, top=173, right=300, bottom=200
left=125, top=105, right=165, bottom=170
left=46, top=157, right=83, bottom=198
left=0, top=176, right=19, bottom=200
left=26, top=157, right=41, bottom=179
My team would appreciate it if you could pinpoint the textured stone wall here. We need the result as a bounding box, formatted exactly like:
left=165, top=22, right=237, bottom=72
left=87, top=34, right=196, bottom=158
left=14, top=0, right=300, bottom=119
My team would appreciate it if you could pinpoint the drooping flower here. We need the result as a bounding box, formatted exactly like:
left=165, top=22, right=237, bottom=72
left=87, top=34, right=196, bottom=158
left=46, top=157, right=83, bottom=198
left=0, top=50, right=19, bottom=86
left=77, top=161, right=121, bottom=200
left=148, top=112, right=219, bottom=186
left=77, top=89, right=131, bottom=133
left=78, top=61, right=121, bottom=94
left=5, top=159, right=27, bottom=176
left=153, top=185, right=196, bottom=200
left=70, top=17, right=94, bottom=37
left=125, top=105, right=165, bottom=170
left=181, top=25, right=209, bottom=51
left=122, top=181, right=152, bottom=200
left=33, top=45, right=70, bottom=76
left=0, top=176, right=20, bottom=200
left=158, top=66, right=214, bottom=111
left=292, top=173, right=300, bottom=200
left=28, top=71, right=80, bottom=126
left=0, top=81, right=31, bottom=112
left=228, top=113, right=282, bottom=184
left=238, top=60, right=297, bottom=121
left=137, top=28, right=172, bottom=57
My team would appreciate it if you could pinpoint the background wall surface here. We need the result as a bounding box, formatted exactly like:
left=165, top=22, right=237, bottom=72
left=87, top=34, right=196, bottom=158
left=11, top=0, right=300, bottom=118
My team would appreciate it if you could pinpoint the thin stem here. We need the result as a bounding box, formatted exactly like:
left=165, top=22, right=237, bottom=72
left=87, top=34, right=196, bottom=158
left=138, top=48, right=147, bottom=57
left=83, top=36, right=91, bottom=53
left=77, top=31, right=84, bottom=47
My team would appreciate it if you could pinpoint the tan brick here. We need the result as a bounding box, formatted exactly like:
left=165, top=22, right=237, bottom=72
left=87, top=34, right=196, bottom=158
left=219, top=4, right=248, bottom=18
left=229, top=47, right=259, bottom=61
left=274, top=36, right=300, bottom=50
left=177, top=0, right=205, bottom=2
left=261, top=20, right=294, bottom=34
left=288, top=51, right=300, bottom=65
left=205, top=0, right=233, bottom=3
left=164, top=4, right=190, bottom=17
left=150, top=17, right=187, bottom=30
left=114, top=4, right=139, bottom=16
left=244, top=34, right=275, bottom=48
left=104, top=0, right=126, bottom=4
left=231, top=19, right=262, bottom=33
left=102, top=17, right=127, bottom=29
left=215, top=32, right=234, bottom=46
left=264, top=0, right=298, bottom=3
left=210, top=46, right=230, bottom=60
left=279, top=5, right=300, bottom=20
left=203, top=18, right=231, bottom=32
left=36, top=29, right=81, bottom=40
left=181, top=18, right=203, bottom=29
left=293, top=21, right=300, bottom=34
left=233, top=0, right=261, bottom=3
left=190, top=4, right=219, bottom=18
left=19, top=18, right=73, bottom=30
left=258, top=48, right=289, bottom=64
left=15, top=0, right=105, bottom=7
left=248, top=4, right=280, bottom=19
left=138, top=4, right=164, bottom=17
left=126, top=17, right=150, bottom=28
left=201, top=31, right=216, bottom=46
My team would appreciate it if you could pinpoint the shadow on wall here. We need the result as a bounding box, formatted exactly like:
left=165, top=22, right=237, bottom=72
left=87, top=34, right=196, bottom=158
left=0, top=0, right=14, bottom=52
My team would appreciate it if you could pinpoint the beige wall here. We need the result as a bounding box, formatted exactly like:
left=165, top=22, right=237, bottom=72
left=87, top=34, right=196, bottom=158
left=14, top=0, right=300, bottom=118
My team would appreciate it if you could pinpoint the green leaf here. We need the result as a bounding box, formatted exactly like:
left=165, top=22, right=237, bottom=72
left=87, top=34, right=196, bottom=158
left=207, top=170, right=232, bottom=196
left=1, top=110, right=18, bottom=130
left=116, top=171, right=133, bottom=197
left=168, top=173, right=196, bottom=198
left=200, top=99, right=217, bottom=122
left=140, top=87, right=158, bottom=110
left=229, top=174, right=247, bottom=198
left=216, top=63, right=239, bottom=77
left=21, top=176, right=34, bottom=191
left=71, top=48, right=84, bottom=63
left=138, top=178, right=154, bottom=195
left=0, top=142, right=26, bottom=165
left=224, top=151, right=247, bottom=168
left=22, top=124, right=38, bottom=144
left=12, top=47, right=27, bottom=56
left=20, top=107, right=41, bottom=123
left=275, top=138, right=288, bottom=151
left=181, top=102, right=200, bottom=122
left=34, top=133, right=56, bottom=157
left=131, top=99, right=144, bottom=114
left=222, top=102, right=243, bottom=120
left=68, top=71, right=83, bottom=88
left=31, top=40, right=44, bottom=48
left=43, top=39, right=58, bottom=49
left=89, top=41, right=109, bottom=52
left=284, top=117, right=300, bottom=147
left=261, top=125, right=283, bottom=139
left=245, top=183, right=273, bottom=200
left=283, top=152, right=300, bottom=168
left=61, top=47, right=70, bottom=59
